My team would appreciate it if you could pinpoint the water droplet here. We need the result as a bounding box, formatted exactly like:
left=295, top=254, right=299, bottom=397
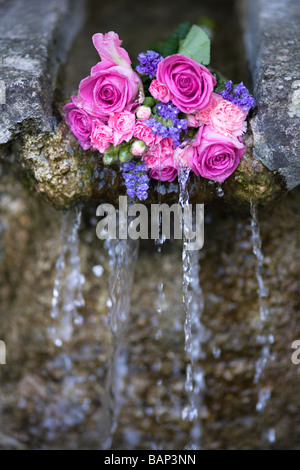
left=92, top=265, right=104, bottom=277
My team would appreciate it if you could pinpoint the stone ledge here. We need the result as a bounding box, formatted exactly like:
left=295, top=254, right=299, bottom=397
left=0, top=0, right=85, bottom=144
left=241, top=0, right=300, bottom=189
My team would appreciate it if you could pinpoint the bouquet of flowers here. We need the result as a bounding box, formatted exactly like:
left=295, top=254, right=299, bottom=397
left=64, top=24, right=255, bottom=201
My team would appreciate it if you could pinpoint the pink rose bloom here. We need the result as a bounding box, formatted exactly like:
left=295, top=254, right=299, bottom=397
left=190, top=125, right=245, bottom=182
left=209, top=99, right=247, bottom=137
left=133, top=120, right=160, bottom=147
left=149, top=79, right=170, bottom=103
left=156, top=54, right=216, bottom=113
left=196, top=92, right=222, bottom=125
left=143, top=141, right=177, bottom=182
left=90, top=120, right=113, bottom=153
left=173, top=145, right=196, bottom=170
left=136, top=105, right=152, bottom=120
left=92, top=31, right=131, bottom=68
left=108, top=111, right=135, bottom=146
left=63, top=98, right=93, bottom=150
left=149, top=162, right=178, bottom=182
left=76, top=62, right=144, bottom=120
left=74, top=33, right=144, bottom=120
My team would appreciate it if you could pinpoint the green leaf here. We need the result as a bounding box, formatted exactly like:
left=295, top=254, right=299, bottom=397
left=147, top=41, right=165, bottom=55
left=209, top=67, right=228, bottom=92
left=162, top=22, right=191, bottom=57
left=178, top=25, right=210, bottom=65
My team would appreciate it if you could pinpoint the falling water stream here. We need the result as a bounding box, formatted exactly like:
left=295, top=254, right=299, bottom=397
left=250, top=198, right=275, bottom=444
left=178, top=169, right=207, bottom=450
left=102, top=222, right=139, bottom=449
left=49, top=205, right=85, bottom=347
left=45, top=195, right=277, bottom=449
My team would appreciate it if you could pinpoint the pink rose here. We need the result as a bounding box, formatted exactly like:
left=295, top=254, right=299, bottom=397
left=74, top=34, right=144, bottom=120
left=195, top=92, right=222, bottom=125
left=90, top=120, right=113, bottom=153
left=108, top=111, right=136, bottom=146
left=92, top=31, right=131, bottom=68
left=156, top=54, right=216, bottom=113
left=143, top=141, right=177, bottom=182
left=190, top=125, right=245, bottom=182
left=76, top=62, right=144, bottom=119
left=133, top=120, right=160, bottom=146
left=149, top=163, right=178, bottom=182
left=209, top=100, right=247, bottom=137
left=63, top=98, right=93, bottom=150
left=149, top=79, right=170, bottom=103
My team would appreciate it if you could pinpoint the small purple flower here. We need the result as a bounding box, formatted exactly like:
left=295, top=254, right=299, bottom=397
left=121, top=162, right=150, bottom=201
left=145, top=108, right=187, bottom=148
left=155, top=102, right=180, bottom=122
left=136, top=50, right=164, bottom=79
left=219, top=81, right=256, bottom=112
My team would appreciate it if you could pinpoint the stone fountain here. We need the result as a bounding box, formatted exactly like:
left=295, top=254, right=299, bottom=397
left=0, top=0, right=299, bottom=450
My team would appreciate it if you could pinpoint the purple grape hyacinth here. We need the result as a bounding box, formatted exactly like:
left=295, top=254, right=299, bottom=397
left=121, top=161, right=150, bottom=201
left=219, top=81, right=256, bottom=112
left=145, top=102, right=188, bottom=148
left=136, top=50, right=164, bottom=79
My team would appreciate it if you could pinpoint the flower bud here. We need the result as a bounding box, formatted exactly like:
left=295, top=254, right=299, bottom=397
left=131, top=139, right=147, bottom=156
left=103, top=153, right=118, bottom=165
left=136, top=105, right=152, bottom=120
left=119, top=146, right=134, bottom=163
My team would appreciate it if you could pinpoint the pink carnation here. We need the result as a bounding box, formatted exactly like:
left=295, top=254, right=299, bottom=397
left=143, top=140, right=177, bottom=182
left=149, top=79, right=170, bottom=103
left=108, top=111, right=135, bottom=146
left=195, top=92, right=222, bottom=125
left=190, top=125, right=246, bottom=182
left=133, top=120, right=160, bottom=147
left=159, top=137, right=174, bottom=158
left=90, top=120, right=113, bottom=153
left=209, top=100, right=247, bottom=137
left=173, top=145, right=196, bottom=170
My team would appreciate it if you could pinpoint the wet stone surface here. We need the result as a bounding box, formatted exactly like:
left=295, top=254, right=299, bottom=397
left=242, top=0, right=300, bottom=189
left=0, top=0, right=84, bottom=144
left=0, top=164, right=300, bottom=449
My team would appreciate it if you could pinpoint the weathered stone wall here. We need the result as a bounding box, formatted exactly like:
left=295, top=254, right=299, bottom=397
left=241, top=0, right=300, bottom=189
left=0, top=0, right=85, bottom=144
